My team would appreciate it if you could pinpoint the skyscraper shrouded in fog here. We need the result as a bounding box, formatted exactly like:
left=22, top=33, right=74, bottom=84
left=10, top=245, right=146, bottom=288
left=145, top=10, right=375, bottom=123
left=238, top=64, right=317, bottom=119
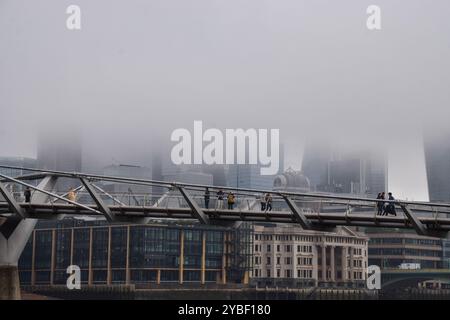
left=226, top=144, right=284, bottom=190
left=302, top=141, right=388, bottom=197
left=37, top=129, right=82, bottom=192
left=301, top=142, right=332, bottom=192
left=424, top=130, right=450, bottom=202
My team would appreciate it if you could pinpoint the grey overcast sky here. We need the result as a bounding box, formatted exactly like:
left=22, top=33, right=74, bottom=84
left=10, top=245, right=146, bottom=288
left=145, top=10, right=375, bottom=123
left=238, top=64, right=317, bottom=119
left=1, top=0, right=450, bottom=200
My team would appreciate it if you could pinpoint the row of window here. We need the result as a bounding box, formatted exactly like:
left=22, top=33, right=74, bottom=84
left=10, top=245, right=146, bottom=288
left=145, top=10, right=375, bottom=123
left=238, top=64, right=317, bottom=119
left=353, top=260, right=364, bottom=268
left=255, top=234, right=316, bottom=242
left=370, top=238, right=441, bottom=246
left=253, top=268, right=313, bottom=279
left=254, top=244, right=313, bottom=253
left=254, top=255, right=314, bottom=266
left=257, top=256, right=366, bottom=269
left=368, top=248, right=442, bottom=257
left=20, top=227, right=226, bottom=270
left=254, top=234, right=366, bottom=246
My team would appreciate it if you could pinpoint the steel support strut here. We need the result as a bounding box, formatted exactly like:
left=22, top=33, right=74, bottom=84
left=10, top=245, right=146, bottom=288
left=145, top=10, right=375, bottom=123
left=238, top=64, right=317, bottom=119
left=400, top=204, right=428, bottom=236
left=0, top=182, right=25, bottom=219
left=176, top=186, right=209, bottom=224
left=80, top=178, right=115, bottom=222
left=281, top=195, right=312, bottom=230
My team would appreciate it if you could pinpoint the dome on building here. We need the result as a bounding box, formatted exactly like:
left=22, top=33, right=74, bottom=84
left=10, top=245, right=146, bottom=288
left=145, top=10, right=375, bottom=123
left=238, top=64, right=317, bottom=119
left=273, top=168, right=311, bottom=192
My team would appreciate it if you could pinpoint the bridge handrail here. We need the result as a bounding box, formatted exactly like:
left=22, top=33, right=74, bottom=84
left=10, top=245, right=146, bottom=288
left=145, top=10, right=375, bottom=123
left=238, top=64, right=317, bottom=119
left=2, top=164, right=450, bottom=210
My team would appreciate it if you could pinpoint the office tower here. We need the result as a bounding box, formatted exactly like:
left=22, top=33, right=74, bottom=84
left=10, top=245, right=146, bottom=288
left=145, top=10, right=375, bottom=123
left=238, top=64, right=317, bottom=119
left=202, top=164, right=227, bottom=186
left=424, top=130, right=450, bottom=202
left=301, top=143, right=332, bottom=192
left=37, top=129, right=82, bottom=192
left=19, top=219, right=253, bottom=286
left=302, top=142, right=387, bottom=196
left=226, top=143, right=284, bottom=190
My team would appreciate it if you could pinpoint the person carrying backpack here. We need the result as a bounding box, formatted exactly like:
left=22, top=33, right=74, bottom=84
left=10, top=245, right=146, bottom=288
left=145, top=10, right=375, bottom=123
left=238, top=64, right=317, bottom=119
left=227, top=192, right=235, bottom=210
left=387, top=192, right=397, bottom=216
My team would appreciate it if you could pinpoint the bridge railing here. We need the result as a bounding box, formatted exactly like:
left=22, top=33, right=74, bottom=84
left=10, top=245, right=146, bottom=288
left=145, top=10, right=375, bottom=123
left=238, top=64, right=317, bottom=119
left=1, top=165, right=450, bottom=235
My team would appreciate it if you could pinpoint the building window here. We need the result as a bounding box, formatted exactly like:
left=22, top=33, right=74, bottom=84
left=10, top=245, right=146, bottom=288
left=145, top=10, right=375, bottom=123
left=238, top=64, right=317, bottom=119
left=267, top=256, right=271, bottom=265
left=267, top=244, right=271, bottom=252
left=277, top=269, right=281, bottom=278
left=276, top=257, right=281, bottom=265
left=277, top=245, right=281, bottom=252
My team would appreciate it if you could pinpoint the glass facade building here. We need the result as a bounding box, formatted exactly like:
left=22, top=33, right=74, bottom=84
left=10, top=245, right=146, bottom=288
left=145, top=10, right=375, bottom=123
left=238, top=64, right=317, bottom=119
left=368, top=232, right=444, bottom=269
left=424, top=130, right=450, bottom=202
left=18, top=220, right=253, bottom=286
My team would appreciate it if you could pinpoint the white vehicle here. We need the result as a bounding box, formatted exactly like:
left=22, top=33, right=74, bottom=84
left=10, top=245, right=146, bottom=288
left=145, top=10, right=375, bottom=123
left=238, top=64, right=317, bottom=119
left=399, top=263, right=421, bottom=270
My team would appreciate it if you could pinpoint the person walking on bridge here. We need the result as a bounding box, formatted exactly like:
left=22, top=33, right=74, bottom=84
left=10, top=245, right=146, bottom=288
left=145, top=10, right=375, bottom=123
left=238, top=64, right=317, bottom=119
left=265, top=193, right=273, bottom=212
left=260, top=193, right=266, bottom=211
left=380, top=192, right=387, bottom=215
left=204, top=188, right=210, bottom=209
left=67, top=188, right=77, bottom=202
left=227, top=192, right=236, bottom=210
left=24, top=186, right=31, bottom=203
left=386, top=192, right=397, bottom=216
left=216, top=189, right=224, bottom=209
left=376, top=192, right=384, bottom=215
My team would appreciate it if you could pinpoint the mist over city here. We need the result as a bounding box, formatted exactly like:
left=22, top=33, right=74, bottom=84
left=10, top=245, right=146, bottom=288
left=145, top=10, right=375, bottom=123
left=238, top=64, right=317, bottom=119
left=2, top=1, right=450, bottom=201
left=1, top=0, right=450, bottom=304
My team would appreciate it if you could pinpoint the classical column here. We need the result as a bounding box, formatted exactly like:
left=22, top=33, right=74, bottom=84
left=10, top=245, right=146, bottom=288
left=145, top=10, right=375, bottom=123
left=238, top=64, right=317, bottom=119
left=321, top=245, right=327, bottom=282
left=341, top=246, right=348, bottom=282
left=349, top=247, right=354, bottom=282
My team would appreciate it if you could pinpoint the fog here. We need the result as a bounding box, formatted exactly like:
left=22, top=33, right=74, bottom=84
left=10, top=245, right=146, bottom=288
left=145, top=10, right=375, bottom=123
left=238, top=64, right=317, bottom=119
left=1, top=0, right=450, bottom=200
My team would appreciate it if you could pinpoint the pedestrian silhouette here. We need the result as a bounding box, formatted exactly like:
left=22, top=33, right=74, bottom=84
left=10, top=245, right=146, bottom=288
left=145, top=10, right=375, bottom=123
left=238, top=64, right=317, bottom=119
left=24, top=187, right=31, bottom=203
